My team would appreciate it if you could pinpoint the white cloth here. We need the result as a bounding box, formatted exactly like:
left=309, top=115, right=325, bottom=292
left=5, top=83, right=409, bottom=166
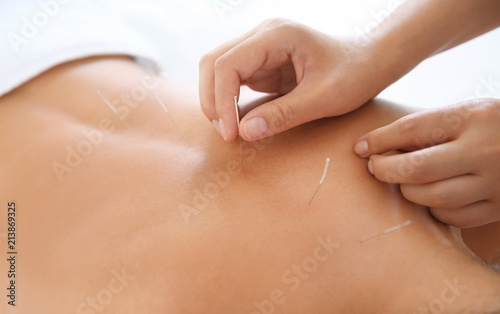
left=0, top=0, right=162, bottom=97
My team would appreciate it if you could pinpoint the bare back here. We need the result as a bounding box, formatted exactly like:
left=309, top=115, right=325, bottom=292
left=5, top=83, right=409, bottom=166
left=1, top=57, right=499, bottom=314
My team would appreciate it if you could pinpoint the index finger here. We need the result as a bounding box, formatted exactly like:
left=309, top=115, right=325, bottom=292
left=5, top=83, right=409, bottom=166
left=213, top=30, right=296, bottom=141
left=354, top=107, right=463, bottom=157
left=199, top=25, right=260, bottom=124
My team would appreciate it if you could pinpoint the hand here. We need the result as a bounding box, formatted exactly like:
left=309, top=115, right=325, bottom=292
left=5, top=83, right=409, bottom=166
left=354, top=99, right=500, bottom=228
left=199, top=18, right=383, bottom=142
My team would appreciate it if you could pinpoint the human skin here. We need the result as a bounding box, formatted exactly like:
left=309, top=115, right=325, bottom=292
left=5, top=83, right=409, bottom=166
left=1, top=57, right=500, bottom=313
left=199, top=0, right=500, bottom=142
left=353, top=101, right=500, bottom=229
left=199, top=0, right=500, bottom=230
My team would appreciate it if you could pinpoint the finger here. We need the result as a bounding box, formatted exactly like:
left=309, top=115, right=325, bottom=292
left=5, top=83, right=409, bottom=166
left=199, top=23, right=262, bottom=123
left=214, top=30, right=300, bottom=141
left=354, top=107, right=464, bottom=157
left=430, top=201, right=500, bottom=228
left=239, top=84, right=323, bottom=141
left=244, top=65, right=297, bottom=95
left=400, top=175, right=490, bottom=209
left=369, top=142, right=475, bottom=184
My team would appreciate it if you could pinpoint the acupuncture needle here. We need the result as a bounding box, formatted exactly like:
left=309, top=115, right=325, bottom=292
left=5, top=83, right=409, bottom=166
left=234, top=96, right=244, bottom=170
left=360, top=220, right=412, bottom=243
left=309, top=157, right=330, bottom=204
left=96, top=90, right=137, bottom=135
left=151, top=89, right=188, bottom=144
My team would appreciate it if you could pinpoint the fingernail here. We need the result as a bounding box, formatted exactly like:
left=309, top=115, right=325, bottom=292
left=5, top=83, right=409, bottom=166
left=354, top=140, right=368, bottom=156
left=212, top=119, right=222, bottom=136
left=219, top=118, right=227, bottom=141
left=368, top=160, right=374, bottom=175
left=244, top=117, right=268, bottom=140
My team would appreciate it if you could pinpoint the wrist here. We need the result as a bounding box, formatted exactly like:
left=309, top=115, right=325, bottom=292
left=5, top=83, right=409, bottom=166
left=357, top=30, right=422, bottom=93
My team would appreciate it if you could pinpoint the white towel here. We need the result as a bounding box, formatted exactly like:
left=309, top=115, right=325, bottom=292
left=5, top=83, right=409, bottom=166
left=0, top=0, right=162, bottom=97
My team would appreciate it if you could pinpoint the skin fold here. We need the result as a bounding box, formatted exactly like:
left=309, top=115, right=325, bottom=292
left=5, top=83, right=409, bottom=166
left=1, top=57, right=499, bottom=313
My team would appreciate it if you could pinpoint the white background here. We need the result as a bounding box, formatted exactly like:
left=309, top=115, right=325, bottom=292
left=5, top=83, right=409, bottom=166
left=109, top=0, right=500, bottom=109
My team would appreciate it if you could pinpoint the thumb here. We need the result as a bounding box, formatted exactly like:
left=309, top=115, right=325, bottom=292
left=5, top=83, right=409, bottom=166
left=240, top=90, right=322, bottom=141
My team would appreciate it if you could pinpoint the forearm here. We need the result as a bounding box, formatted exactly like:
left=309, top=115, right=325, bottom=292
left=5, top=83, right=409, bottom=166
left=365, top=0, right=500, bottom=89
